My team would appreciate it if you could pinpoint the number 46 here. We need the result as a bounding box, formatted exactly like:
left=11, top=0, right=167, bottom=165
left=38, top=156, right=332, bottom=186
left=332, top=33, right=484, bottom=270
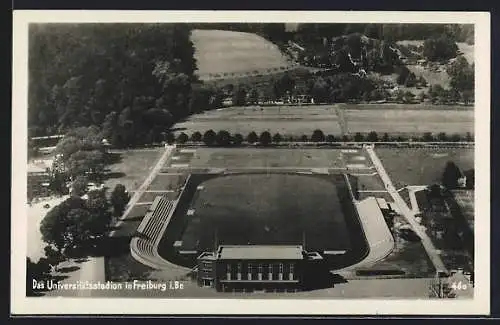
left=451, top=281, right=468, bottom=290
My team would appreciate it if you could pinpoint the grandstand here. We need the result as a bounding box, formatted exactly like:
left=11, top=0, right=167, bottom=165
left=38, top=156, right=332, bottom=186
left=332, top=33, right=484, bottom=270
left=130, top=195, right=189, bottom=271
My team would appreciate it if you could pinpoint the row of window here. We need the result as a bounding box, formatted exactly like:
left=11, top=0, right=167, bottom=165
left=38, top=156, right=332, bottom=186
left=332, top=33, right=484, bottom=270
left=226, top=263, right=294, bottom=274
left=226, top=272, right=294, bottom=281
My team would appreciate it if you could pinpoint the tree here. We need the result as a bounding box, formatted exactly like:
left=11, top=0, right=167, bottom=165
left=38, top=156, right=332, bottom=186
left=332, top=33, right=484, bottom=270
left=437, top=132, right=448, bottom=142
left=272, top=133, right=283, bottom=143
left=233, top=86, right=247, bottom=106
left=326, top=134, right=336, bottom=143
left=40, top=196, right=86, bottom=252
left=191, top=131, right=202, bottom=142
left=382, top=133, right=390, bottom=142
left=247, top=131, right=258, bottom=144
left=110, top=184, right=130, bottom=218
left=367, top=131, right=378, bottom=142
left=354, top=132, right=364, bottom=142
left=176, top=132, right=189, bottom=144
left=259, top=131, right=272, bottom=146
left=44, top=245, right=65, bottom=270
left=85, top=188, right=112, bottom=240
left=311, top=129, right=325, bottom=142
left=464, top=169, right=474, bottom=189
left=300, top=134, right=309, bottom=142
left=71, top=175, right=88, bottom=197
left=422, top=132, right=434, bottom=142
left=232, top=133, right=244, bottom=146
left=442, top=161, right=463, bottom=189
left=247, top=88, right=260, bottom=105
left=423, top=34, right=458, bottom=61
left=203, top=130, right=217, bottom=146
left=447, top=56, right=474, bottom=92
left=165, top=132, right=175, bottom=144
left=216, top=130, right=231, bottom=146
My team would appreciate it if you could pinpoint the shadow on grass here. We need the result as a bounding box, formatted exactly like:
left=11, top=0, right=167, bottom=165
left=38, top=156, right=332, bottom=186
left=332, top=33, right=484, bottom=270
left=103, top=172, right=127, bottom=180
left=105, top=152, right=123, bottom=165
left=57, top=266, right=80, bottom=273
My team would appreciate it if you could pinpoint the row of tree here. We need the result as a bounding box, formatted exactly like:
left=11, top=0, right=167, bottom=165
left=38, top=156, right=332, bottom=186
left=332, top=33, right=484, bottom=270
left=168, top=129, right=473, bottom=146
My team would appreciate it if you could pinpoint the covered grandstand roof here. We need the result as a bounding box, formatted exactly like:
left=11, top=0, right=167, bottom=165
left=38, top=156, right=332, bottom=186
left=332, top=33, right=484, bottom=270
left=217, top=245, right=304, bottom=260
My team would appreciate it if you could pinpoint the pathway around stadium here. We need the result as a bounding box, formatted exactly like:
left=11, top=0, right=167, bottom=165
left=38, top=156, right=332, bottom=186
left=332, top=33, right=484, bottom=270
left=365, top=145, right=447, bottom=274
left=110, top=145, right=176, bottom=237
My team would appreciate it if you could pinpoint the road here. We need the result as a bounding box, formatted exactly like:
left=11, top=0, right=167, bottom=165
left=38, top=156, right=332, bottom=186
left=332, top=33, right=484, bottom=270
left=109, top=145, right=176, bottom=237
left=365, top=145, right=448, bottom=274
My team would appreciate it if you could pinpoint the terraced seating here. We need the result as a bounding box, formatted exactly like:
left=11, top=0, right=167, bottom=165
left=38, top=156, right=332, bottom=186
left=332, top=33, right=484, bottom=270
left=130, top=196, right=177, bottom=269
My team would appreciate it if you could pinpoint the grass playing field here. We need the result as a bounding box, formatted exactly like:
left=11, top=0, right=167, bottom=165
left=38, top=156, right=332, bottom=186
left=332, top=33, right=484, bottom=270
left=158, top=172, right=368, bottom=269
left=172, top=104, right=474, bottom=137
left=187, top=147, right=347, bottom=169
left=375, top=147, right=474, bottom=188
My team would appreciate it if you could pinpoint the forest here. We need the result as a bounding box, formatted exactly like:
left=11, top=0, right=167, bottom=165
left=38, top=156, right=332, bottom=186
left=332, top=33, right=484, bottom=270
left=28, top=23, right=222, bottom=147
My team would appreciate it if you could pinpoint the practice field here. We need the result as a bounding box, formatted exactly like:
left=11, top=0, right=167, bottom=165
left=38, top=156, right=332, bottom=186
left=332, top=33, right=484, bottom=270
left=187, top=147, right=347, bottom=169
left=191, top=29, right=291, bottom=79
left=344, top=109, right=474, bottom=135
left=172, top=104, right=474, bottom=137
left=375, top=147, right=474, bottom=188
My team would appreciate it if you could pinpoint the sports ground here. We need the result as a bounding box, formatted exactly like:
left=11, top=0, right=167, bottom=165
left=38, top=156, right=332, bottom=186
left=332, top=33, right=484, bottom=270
left=104, top=144, right=453, bottom=287
left=173, top=104, right=474, bottom=137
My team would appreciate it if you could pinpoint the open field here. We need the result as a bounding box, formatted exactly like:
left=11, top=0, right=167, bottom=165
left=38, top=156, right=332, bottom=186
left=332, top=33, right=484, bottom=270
left=187, top=147, right=348, bottom=169
left=375, top=147, right=474, bottom=188
left=191, top=29, right=291, bottom=80
left=104, top=149, right=164, bottom=192
left=344, top=109, right=474, bottom=135
left=172, top=104, right=474, bottom=137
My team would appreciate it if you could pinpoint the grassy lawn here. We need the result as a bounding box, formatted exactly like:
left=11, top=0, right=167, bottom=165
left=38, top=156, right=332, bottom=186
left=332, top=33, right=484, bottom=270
left=191, top=29, right=291, bottom=79
left=189, top=148, right=345, bottom=168
left=344, top=109, right=473, bottom=135
left=182, top=174, right=352, bottom=252
left=147, top=174, right=188, bottom=191
left=375, top=147, right=474, bottom=188
left=172, top=103, right=473, bottom=137
left=104, top=149, right=164, bottom=192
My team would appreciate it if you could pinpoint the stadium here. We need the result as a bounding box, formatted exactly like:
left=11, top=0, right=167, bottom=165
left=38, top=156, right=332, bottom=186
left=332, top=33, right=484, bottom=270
left=129, top=146, right=395, bottom=292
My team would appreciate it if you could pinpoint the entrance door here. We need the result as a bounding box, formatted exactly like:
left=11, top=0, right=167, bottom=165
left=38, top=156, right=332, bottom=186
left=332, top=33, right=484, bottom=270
left=203, top=279, right=213, bottom=287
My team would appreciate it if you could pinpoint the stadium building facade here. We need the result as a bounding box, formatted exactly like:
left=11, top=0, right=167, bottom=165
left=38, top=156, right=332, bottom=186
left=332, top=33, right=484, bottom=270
left=196, top=245, right=325, bottom=292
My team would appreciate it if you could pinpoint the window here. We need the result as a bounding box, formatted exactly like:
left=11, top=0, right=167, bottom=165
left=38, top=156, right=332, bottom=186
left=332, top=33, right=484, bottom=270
left=247, top=263, right=253, bottom=280
left=237, top=263, right=242, bottom=273
left=279, top=263, right=284, bottom=273
left=227, top=264, right=231, bottom=273
left=258, top=264, right=263, bottom=273
left=289, top=263, right=295, bottom=280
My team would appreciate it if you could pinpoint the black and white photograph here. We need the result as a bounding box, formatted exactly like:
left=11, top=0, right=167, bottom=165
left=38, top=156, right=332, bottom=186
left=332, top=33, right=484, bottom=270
left=11, top=10, right=490, bottom=315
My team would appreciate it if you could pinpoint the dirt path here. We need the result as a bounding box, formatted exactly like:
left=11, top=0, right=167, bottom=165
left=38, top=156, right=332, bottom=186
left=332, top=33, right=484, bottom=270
left=109, top=145, right=176, bottom=237
left=365, top=145, right=447, bottom=274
